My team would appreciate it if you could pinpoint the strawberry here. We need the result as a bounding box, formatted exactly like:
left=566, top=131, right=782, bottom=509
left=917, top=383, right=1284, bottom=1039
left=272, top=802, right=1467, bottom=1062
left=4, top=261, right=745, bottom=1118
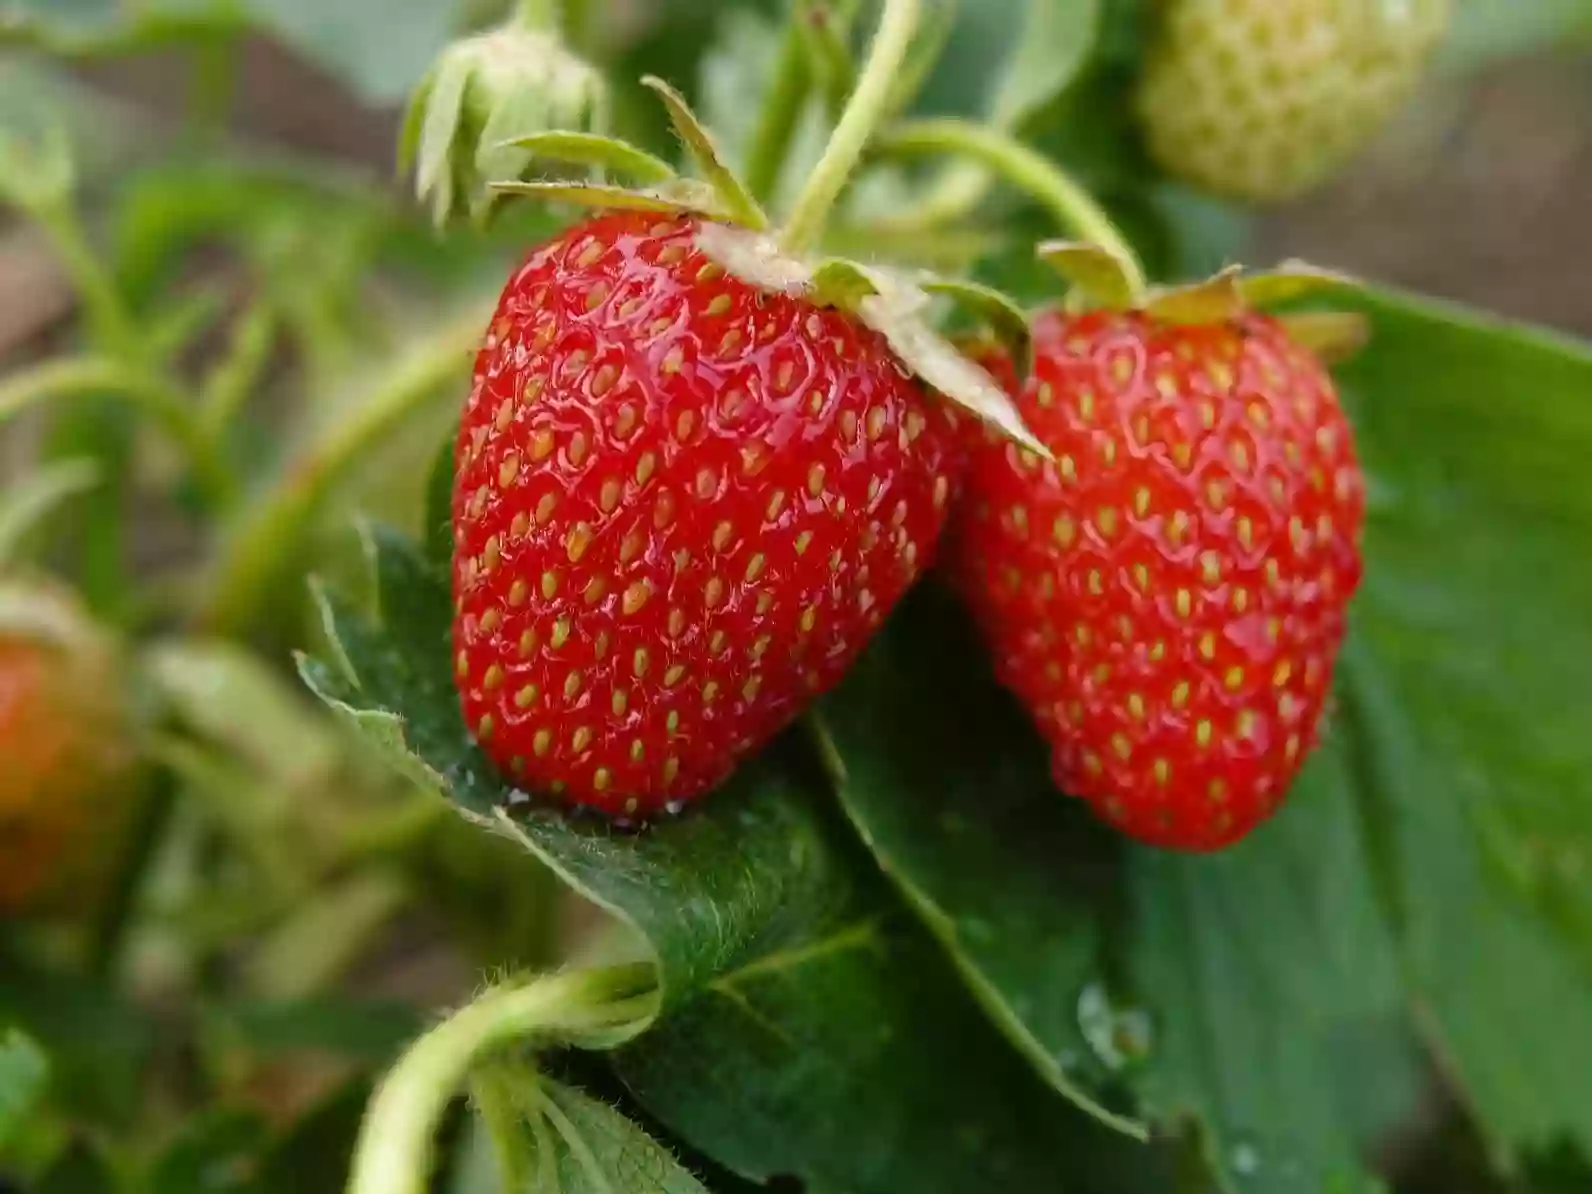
left=1, top=584, right=137, bottom=912
left=1137, top=0, right=1450, bottom=202
left=452, top=211, right=961, bottom=818
left=947, top=309, right=1365, bottom=850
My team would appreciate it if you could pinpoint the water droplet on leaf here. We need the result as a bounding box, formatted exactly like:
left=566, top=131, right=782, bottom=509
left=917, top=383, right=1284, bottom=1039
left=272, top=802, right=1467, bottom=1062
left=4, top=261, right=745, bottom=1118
left=1229, top=1138, right=1262, bottom=1178
left=1076, top=980, right=1155, bottom=1071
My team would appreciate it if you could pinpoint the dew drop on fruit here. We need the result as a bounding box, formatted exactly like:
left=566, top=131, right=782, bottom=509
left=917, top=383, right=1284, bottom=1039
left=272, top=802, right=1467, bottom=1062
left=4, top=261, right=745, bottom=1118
left=1075, top=980, right=1155, bottom=1072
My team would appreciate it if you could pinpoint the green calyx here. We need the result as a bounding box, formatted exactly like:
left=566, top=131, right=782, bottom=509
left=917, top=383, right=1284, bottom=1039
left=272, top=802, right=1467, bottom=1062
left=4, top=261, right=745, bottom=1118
left=1039, top=244, right=1371, bottom=362
left=401, top=14, right=608, bottom=227
left=867, top=117, right=1369, bottom=363
left=445, top=0, right=1045, bottom=453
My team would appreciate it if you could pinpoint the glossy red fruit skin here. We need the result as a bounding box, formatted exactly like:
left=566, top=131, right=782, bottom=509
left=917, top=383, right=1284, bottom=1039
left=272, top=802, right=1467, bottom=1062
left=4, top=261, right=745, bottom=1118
left=948, top=310, right=1365, bottom=851
left=452, top=212, right=958, bottom=818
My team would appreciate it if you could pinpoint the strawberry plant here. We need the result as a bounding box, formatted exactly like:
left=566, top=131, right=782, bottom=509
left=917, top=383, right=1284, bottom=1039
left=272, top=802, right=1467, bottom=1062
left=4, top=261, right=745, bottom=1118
left=1, top=1, right=1591, bottom=1193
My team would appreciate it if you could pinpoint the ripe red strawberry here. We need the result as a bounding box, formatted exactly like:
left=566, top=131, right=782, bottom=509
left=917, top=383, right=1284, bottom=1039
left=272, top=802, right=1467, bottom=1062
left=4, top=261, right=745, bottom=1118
left=947, top=310, right=1365, bottom=850
left=452, top=211, right=960, bottom=818
left=1, top=589, right=137, bottom=912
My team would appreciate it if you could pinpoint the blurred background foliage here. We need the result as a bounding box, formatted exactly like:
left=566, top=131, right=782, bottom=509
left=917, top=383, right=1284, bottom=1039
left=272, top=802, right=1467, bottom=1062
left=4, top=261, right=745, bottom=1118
left=0, top=0, right=1590, bottom=1191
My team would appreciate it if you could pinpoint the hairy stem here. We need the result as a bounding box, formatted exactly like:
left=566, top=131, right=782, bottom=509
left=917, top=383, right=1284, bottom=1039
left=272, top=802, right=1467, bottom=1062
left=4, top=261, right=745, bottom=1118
left=880, top=118, right=1148, bottom=296
left=199, top=303, right=488, bottom=637
left=347, top=966, right=659, bottom=1194
left=781, top=0, right=921, bottom=255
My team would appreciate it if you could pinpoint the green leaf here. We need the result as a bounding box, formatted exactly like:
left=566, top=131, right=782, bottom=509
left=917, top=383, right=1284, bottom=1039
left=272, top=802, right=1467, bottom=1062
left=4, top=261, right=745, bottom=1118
left=1125, top=733, right=1425, bottom=1193
left=0, top=1029, right=49, bottom=1151
left=920, top=275, right=1033, bottom=356
left=499, top=131, right=678, bottom=185
left=815, top=594, right=1136, bottom=1131
left=489, top=179, right=728, bottom=218
left=1037, top=240, right=1140, bottom=309
left=640, top=76, right=769, bottom=231
left=821, top=592, right=1423, bottom=1190
left=525, top=1076, right=714, bottom=1193
left=990, top=0, right=1102, bottom=129
left=1277, top=313, right=1373, bottom=366
left=1327, top=288, right=1592, bottom=1163
left=300, top=529, right=1153, bottom=1194
left=1141, top=267, right=1245, bottom=324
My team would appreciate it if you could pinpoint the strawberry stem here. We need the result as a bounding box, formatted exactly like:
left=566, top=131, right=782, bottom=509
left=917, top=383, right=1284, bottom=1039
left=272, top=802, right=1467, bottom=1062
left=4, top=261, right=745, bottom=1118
left=879, top=118, right=1148, bottom=298
left=346, top=966, right=659, bottom=1194
left=780, top=0, right=921, bottom=256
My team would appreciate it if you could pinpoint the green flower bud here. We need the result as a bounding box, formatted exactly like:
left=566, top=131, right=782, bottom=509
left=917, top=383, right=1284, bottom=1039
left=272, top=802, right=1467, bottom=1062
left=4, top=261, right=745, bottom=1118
left=402, top=22, right=609, bottom=226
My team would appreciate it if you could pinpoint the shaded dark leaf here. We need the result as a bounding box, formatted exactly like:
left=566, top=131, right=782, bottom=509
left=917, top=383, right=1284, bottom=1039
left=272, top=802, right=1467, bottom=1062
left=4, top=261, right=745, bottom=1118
left=300, top=529, right=1157, bottom=1193
left=822, top=591, right=1424, bottom=1192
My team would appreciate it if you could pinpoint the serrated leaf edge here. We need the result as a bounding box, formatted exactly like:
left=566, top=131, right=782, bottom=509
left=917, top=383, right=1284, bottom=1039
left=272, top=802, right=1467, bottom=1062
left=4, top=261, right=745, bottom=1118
left=298, top=567, right=670, bottom=1043
left=307, top=577, right=362, bottom=691
left=640, top=75, right=769, bottom=232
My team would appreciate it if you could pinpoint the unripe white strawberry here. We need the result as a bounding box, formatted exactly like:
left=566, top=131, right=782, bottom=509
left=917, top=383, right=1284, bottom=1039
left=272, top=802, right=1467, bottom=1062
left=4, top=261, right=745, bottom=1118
left=1137, top=0, right=1450, bottom=202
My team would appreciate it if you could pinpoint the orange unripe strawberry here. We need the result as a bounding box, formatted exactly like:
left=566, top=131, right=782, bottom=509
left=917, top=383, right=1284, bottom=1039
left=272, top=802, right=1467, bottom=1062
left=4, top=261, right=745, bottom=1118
left=0, top=583, right=138, bottom=912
